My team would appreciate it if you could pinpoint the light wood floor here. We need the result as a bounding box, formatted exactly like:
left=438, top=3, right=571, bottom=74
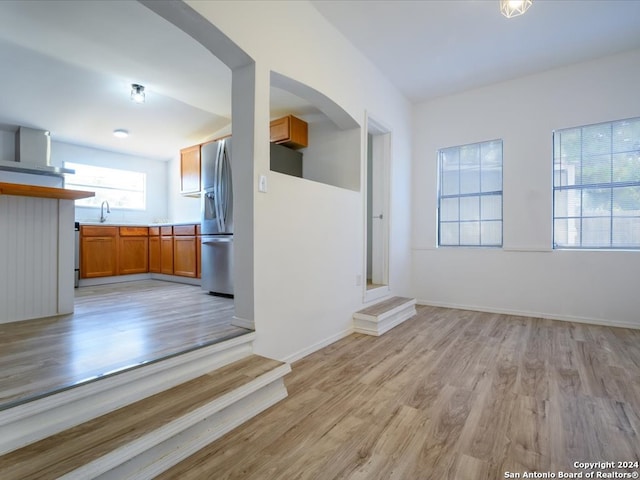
left=0, top=280, right=250, bottom=410
left=159, top=305, right=640, bottom=480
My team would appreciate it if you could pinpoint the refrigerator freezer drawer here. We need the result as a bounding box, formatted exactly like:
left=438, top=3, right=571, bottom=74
left=201, top=235, right=233, bottom=296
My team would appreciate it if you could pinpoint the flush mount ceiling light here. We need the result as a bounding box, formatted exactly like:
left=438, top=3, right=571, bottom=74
left=113, top=129, right=129, bottom=138
left=130, top=83, right=145, bottom=104
left=500, top=0, right=532, bottom=18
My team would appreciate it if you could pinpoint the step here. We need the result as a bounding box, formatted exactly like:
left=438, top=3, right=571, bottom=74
left=353, top=296, right=417, bottom=336
left=0, top=332, right=256, bottom=457
left=0, top=354, right=291, bottom=480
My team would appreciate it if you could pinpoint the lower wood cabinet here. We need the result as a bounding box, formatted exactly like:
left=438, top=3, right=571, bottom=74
left=148, top=233, right=161, bottom=274
left=118, top=227, right=148, bottom=275
left=80, top=223, right=200, bottom=279
left=160, top=237, right=174, bottom=275
left=173, top=236, right=197, bottom=277
left=81, top=228, right=118, bottom=278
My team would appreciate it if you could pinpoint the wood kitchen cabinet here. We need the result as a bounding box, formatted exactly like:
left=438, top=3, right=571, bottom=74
left=173, top=225, right=197, bottom=278
left=160, top=226, right=174, bottom=275
left=118, top=227, right=148, bottom=275
left=270, top=115, right=308, bottom=149
left=148, top=226, right=161, bottom=273
left=80, top=226, right=118, bottom=278
left=180, top=144, right=201, bottom=196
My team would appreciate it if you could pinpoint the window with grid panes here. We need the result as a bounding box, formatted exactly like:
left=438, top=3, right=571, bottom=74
left=553, top=117, right=640, bottom=249
left=438, top=139, right=503, bottom=247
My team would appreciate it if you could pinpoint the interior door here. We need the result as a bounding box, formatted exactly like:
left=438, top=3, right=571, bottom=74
left=365, top=116, right=391, bottom=298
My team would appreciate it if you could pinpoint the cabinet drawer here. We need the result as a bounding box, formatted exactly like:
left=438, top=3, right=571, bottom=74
left=81, top=225, right=117, bottom=237
left=160, top=226, right=173, bottom=236
left=173, top=224, right=196, bottom=236
left=149, top=226, right=160, bottom=236
left=119, top=226, right=148, bottom=236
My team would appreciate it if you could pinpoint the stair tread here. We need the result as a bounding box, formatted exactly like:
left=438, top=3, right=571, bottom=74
left=0, top=354, right=285, bottom=480
left=355, top=296, right=415, bottom=317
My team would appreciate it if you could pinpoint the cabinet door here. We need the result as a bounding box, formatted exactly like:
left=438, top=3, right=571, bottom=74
left=119, top=236, right=149, bottom=275
left=269, top=116, right=290, bottom=143
left=180, top=145, right=201, bottom=195
left=160, top=236, right=174, bottom=275
left=149, top=236, right=161, bottom=273
left=174, top=236, right=197, bottom=277
left=269, top=115, right=308, bottom=149
left=81, top=237, right=117, bottom=278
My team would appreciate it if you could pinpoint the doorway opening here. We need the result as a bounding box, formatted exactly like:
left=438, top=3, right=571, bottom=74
left=365, top=116, right=391, bottom=301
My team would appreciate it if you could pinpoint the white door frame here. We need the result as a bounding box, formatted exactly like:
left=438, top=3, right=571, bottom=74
left=364, top=114, right=391, bottom=302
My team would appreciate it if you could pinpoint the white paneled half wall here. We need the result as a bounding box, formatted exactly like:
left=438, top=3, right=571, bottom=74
left=0, top=195, right=74, bottom=323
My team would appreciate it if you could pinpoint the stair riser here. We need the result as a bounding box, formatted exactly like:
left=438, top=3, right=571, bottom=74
left=354, top=305, right=416, bottom=336
left=94, top=378, right=288, bottom=480
left=0, top=333, right=255, bottom=456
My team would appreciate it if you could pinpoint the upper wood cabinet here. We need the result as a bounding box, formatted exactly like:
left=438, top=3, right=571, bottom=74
left=270, top=115, right=308, bottom=149
left=180, top=145, right=201, bottom=196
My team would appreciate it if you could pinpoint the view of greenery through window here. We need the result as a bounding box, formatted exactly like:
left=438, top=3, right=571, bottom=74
left=553, top=117, right=640, bottom=248
left=64, top=162, right=146, bottom=210
left=438, top=139, right=503, bottom=247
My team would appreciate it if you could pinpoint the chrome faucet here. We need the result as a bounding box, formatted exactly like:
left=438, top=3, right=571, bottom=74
left=100, top=201, right=111, bottom=223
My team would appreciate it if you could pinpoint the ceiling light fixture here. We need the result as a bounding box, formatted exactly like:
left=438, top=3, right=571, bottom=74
left=113, top=129, right=129, bottom=138
left=130, top=83, right=145, bottom=104
left=500, top=0, right=532, bottom=18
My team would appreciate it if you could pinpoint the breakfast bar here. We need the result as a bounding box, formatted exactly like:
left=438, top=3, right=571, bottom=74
left=0, top=182, right=94, bottom=324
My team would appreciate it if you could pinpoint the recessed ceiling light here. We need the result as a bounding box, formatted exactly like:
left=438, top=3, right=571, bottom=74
left=113, top=129, right=129, bottom=139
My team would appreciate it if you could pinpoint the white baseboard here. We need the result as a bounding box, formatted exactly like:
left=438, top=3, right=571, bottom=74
left=281, top=327, right=354, bottom=364
left=416, top=299, right=640, bottom=330
left=232, top=316, right=255, bottom=330
left=79, top=274, right=151, bottom=287
left=78, top=274, right=201, bottom=288
left=149, top=274, right=201, bottom=286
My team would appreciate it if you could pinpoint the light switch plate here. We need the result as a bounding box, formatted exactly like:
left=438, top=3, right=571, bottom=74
left=258, top=174, right=268, bottom=193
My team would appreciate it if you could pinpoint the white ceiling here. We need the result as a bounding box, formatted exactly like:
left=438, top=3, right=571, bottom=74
left=1, top=1, right=639, bottom=162
left=311, top=0, right=640, bottom=103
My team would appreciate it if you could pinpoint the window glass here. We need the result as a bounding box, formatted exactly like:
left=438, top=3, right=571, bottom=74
left=438, top=139, right=503, bottom=247
left=64, top=162, right=146, bottom=210
left=553, top=116, right=640, bottom=249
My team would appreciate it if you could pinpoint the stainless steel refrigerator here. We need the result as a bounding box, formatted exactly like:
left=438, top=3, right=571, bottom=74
left=201, top=138, right=233, bottom=296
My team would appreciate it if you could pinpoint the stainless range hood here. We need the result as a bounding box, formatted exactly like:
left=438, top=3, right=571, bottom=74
left=0, top=126, right=73, bottom=176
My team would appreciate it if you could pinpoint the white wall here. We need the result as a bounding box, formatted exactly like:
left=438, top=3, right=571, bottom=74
left=303, top=121, right=360, bottom=191
left=187, top=0, right=413, bottom=361
left=167, top=152, right=200, bottom=223
left=412, top=49, right=640, bottom=329
left=51, top=141, right=169, bottom=224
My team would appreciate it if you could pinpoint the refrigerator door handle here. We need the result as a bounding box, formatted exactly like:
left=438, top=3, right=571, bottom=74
left=215, top=142, right=225, bottom=232
left=202, top=237, right=233, bottom=245
left=221, top=144, right=231, bottom=229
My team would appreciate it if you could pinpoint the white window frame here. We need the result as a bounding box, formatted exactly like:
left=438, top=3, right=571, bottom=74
left=553, top=116, right=640, bottom=250
left=64, top=162, right=146, bottom=210
left=437, top=139, right=503, bottom=247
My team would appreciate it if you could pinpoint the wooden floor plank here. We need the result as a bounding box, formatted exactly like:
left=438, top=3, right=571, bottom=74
left=0, top=355, right=282, bottom=480
left=0, top=280, right=250, bottom=409
left=156, top=305, right=640, bottom=480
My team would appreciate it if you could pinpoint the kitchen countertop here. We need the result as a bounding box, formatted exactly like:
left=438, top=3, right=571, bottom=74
left=78, top=221, right=200, bottom=227
left=0, top=182, right=94, bottom=200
